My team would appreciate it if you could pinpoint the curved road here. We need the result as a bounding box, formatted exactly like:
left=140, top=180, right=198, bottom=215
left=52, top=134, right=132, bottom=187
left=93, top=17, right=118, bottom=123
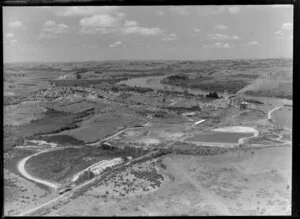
left=17, top=149, right=61, bottom=190
left=16, top=105, right=291, bottom=216
left=17, top=149, right=161, bottom=216
left=267, top=106, right=281, bottom=120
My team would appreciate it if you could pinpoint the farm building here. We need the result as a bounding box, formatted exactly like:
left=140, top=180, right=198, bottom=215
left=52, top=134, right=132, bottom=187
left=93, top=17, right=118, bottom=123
left=240, top=101, right=249, bottom=110
left=182, top=112, right=197, bottom=117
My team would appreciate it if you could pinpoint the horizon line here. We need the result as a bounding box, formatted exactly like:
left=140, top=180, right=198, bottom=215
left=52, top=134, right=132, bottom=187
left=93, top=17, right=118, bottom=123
left=4, top=56, right=293, bottom=64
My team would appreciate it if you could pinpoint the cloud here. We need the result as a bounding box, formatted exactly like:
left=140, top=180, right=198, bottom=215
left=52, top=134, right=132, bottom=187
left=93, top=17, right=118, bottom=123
left=5, top=33, right=14, bottom=38
left=193, top=28, right=202, bottom=33
left=124, top=20, right=139, bottom=27
left=8, top=20, right=23, bottom=28
left=79, top=13, right=165, bottom=37
left=228, top=6, right=240, bottom=14
left=37, top=32, right=58, bottom=39
left=37, top=20, right=71, bottom=39
left=122, top=26, right=163, bottom=36
left=169, top=6, right=190, bottom=15
left=275, top=30, right=284, bottom=35
left=122, top=19, right=164, bottom=36
left=9, top=39, right=17, bottom=44
left=80, top=14, right=120, bottom=28
left=4, top=38, right=18, bottom=47
left=242, top=41, right=259, bottom=46
left=82, top=44, right=98, bottom=48
left=203, top=42, right=233, bottom=48
left=44, top=20, right=56, bottom=27
left=198, top=6, right=240, bottom=16
left=207, top=33, right=239, bottom=40
left=33, top=6, right=51, bottom=9
left=109, top=41, right=122, bottom=48
left=274, top=22, right=293, bottom=39
left=80, top=14, right=122, bottom=34
left=198, top=6, right=226, bottom=16
left=214, top=24, right=228, bottom=30
left=42, top=20, right=71, bottom=34
left=79, top=12, right=125, bottom=34
left=223, top=43, right=231, bottom=48
left=282, top=22, right=293, bottom=31
left=248, top=41, right=258, bottom=45
left=157, top=10, right=165, bottom=16
left=271, top=5, right=292, bottom=8
left=162, top=33, right=177, bottom=41
left=56, top=6, right=119, bottom=17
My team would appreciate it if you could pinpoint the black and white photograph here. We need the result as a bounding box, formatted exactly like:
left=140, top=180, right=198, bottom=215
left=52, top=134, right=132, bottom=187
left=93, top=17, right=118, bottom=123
left=3, top=3, right=293, bottom=216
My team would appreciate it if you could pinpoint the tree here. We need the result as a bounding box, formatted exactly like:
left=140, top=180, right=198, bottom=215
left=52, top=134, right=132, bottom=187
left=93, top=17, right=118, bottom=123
left=112, top=86, right=118, bottom=92
left=76, top=74, right=82, bottom=79
left=212, top=92, right=219, bottom=99
left=122, top=156, right=129, bottom=162
left=206, top=92, right=219, bottom=99
left=183, top=89, right=189, bottom=97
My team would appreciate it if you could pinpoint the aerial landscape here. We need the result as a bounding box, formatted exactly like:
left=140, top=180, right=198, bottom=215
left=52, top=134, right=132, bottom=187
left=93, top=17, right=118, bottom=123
left=3, top=5, right=293, bottom=216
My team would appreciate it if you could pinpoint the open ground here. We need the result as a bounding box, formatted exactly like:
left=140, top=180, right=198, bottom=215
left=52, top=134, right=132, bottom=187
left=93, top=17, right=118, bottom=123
left=4, top=59, right=292, bottom=216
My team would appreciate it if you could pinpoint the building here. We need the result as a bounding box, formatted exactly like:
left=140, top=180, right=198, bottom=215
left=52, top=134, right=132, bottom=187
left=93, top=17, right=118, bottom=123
left=240, top=101, right=248, bottom=110
left=182, top=112, right=197, bottom=117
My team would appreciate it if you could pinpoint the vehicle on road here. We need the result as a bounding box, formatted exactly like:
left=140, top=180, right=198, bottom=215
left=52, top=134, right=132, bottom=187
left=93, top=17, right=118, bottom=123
left=58, top=185, right=72, bottom=195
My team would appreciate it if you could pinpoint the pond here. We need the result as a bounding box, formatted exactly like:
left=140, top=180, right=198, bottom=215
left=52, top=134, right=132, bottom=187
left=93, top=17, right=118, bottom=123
left=271, top=108, right=292, bottom=129
left=186, top=132, right=254, bottom=143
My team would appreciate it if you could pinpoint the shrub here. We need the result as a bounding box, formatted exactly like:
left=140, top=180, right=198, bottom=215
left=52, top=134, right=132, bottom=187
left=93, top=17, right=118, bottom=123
left=160, top=163, right=167, bottom=169
left=75, top=170, right=95, bottom=184
left=206, top=92, right=220, bottom=99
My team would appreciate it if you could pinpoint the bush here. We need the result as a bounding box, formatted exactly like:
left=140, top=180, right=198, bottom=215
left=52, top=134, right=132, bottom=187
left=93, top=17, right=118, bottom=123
left=122, top=156, right=129, bottom=162
left=100, top=143, right=115, bottom=150
left=183, top=89, right=189, bottom=96
left=206, top=92, right=220, bottom=99
left=75, top=170, right=95, bottom=184
left=160, top=163, right=166, bottom=169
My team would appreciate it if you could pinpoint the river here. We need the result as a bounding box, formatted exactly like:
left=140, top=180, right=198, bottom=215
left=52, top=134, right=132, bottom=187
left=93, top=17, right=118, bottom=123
left=117, top=75, right=208, bottom=95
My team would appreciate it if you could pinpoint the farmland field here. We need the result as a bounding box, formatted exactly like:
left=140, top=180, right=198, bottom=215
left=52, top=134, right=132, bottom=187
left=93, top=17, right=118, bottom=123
left=3, top=58, right=292, bottom=216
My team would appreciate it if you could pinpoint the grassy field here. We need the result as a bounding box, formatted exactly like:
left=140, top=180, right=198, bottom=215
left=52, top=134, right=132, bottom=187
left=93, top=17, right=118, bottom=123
left=27, top=135, right=85, bottom=146
left=25, top=147, right=149, bottom=183
left=45, top=146, right=291, bottom=216
left=4, top=108, right=94, bottom=151
left=57, top=111, right=145, bottom=142
left=3, top=59, right=292, bottom=216
left=161, top=75, right=251, bottom=93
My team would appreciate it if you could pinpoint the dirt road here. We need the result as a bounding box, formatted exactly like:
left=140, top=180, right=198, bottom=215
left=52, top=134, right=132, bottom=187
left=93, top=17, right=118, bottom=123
left=17, top=149, right=161, bottom=216
left=268, top=106, right=281, bottom=120
left=17, top=150, right=61, bottom=189
left=86, top=128, right=130, bottom=146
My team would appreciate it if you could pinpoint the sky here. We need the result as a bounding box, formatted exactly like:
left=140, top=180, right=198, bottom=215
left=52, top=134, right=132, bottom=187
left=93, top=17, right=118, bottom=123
left=3, top=5, right=293, bottom=63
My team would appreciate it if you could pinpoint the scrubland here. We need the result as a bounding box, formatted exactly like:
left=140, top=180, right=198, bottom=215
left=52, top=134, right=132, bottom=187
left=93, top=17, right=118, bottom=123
left=3, top=58, right=292, bottom=216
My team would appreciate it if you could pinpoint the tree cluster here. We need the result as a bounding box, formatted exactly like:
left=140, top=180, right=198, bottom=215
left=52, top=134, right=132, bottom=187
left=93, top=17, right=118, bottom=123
left=206, top=92, right=220, bottom=99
